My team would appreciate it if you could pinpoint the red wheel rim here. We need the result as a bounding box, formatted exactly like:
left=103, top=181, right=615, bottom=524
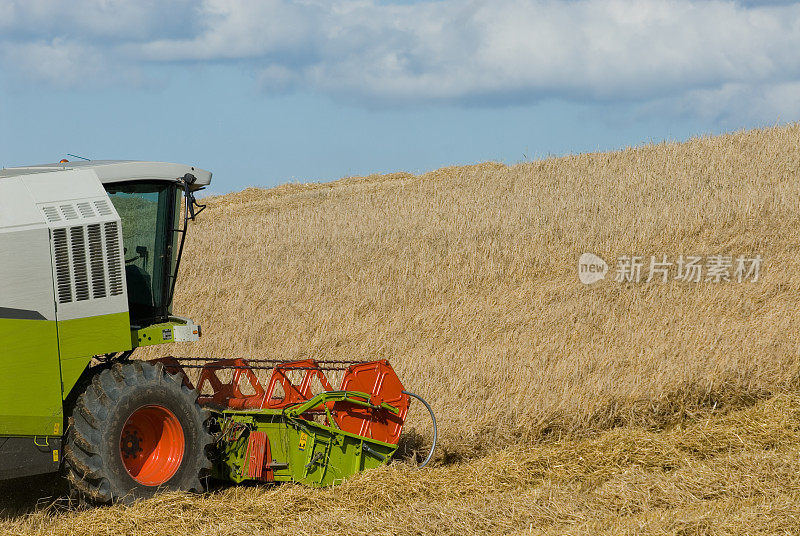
left=119, top=405, right=185, bottom=486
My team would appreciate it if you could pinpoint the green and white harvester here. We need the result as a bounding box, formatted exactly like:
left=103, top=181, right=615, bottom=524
left=0, top=161, right=434, bottom=504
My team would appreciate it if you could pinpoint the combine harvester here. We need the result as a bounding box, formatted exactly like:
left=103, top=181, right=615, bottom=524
left=0, top=161, right=435, bottom=503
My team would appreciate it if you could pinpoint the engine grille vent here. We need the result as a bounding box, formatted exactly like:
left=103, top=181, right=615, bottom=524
left=87, top=224, right=107, bottom=299
left=53, top=228, right=72, bottom=304
left=41, top=200, right=114, bottom=223
left=94, top=200, right=113, bottom=216
left=70, top=227, right=90, bottom=301
left=105, top=222, right=124, bottom=296
left=61, top=205, right=79, bottom=220
left=52, top=223, right=124, bottom=305
left=43, top=206, right=61, bottom=223
left=77, top=202, right=96, bottom=219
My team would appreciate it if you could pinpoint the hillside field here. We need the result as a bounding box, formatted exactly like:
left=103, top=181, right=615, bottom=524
left=3, top=124, right=800, bottom=534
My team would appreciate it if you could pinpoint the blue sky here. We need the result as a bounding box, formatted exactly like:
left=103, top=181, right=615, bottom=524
left=1, top=0, right=799, bottom=194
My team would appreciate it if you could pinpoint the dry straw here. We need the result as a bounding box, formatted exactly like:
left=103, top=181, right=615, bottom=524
left=154, top=122, right=800, bottom=455
left=4, top=395, right=800, bottom=534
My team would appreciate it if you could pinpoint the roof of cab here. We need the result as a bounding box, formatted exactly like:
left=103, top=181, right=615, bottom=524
left=0, top=160, right=212, bottom=189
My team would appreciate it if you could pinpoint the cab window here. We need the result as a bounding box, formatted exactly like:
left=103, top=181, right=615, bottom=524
left=105, top=181, right=178, bottom=326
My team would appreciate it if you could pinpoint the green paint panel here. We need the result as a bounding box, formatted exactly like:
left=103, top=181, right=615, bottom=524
left=131, top=319, right=184, bottom=348
left=213, top=392, right=399, bottom=487
left=60, top=358, right=90, bottom=402
left=0, top=312, right=132, bottom=436
left=57, top=312, right=132, bottom=359
left=0, top=319, right=63, bottom=436
left=58, top=312, right=132, bottom=399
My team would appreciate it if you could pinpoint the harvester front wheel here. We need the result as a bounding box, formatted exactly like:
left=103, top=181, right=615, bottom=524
left=64, top=361, right=213, bottom=504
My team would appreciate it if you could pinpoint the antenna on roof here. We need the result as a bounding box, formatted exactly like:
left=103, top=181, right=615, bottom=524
left=66, top=153, right=91, bottom=161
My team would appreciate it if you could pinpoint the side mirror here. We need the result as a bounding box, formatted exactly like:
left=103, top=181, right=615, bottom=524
left=181, top=174, right=206, bottom=220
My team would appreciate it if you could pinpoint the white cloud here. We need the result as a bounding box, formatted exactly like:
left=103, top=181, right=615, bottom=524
left=0, top=39, right=106, bottom=87
left=2, top=0, right=800, bottom=120
left=656, top=81, right=800, bottom=124
left=0, top=0, right=197, bottom=39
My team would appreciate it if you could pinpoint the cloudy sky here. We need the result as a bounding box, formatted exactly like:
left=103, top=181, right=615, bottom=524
left=1, top=0, right=799, bottom=192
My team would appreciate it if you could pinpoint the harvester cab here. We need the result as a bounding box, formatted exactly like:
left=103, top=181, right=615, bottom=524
left=0, top=160, right=434, bottom=504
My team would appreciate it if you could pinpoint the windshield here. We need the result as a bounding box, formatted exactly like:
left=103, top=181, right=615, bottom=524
left=105, top=181, right=179, bottom=326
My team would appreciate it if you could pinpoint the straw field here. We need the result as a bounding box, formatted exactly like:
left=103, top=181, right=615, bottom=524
left=3, top=123, right=800, bottom=533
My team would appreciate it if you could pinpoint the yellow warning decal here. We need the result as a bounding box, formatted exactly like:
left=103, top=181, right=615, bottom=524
left=53, top=450, right=59, bottom=462
left=53, top=423, right=60, bottom=435
left=298, top=432, right=307, bottom=451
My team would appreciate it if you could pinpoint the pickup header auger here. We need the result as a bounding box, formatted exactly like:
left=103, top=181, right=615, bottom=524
left=0, top=160, right=435, bottom=504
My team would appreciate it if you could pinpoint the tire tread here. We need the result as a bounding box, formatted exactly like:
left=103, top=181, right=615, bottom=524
left=64, top=360, right=213, bottom=504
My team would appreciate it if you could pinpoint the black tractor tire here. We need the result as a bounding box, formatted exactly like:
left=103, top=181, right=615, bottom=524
left=64, top=360, right=213, bottom=504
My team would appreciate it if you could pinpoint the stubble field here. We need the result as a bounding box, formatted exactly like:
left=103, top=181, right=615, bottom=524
left=3, top=123, right=800, bottom=534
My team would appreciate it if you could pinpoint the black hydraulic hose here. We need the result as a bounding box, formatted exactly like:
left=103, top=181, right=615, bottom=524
left=402, top=390, right=437, bottom=469
left=167, top=178, right=191, bottom=308
left=167, top=174, right=206, bottom=309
